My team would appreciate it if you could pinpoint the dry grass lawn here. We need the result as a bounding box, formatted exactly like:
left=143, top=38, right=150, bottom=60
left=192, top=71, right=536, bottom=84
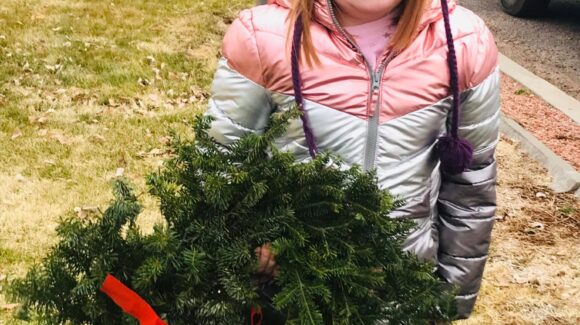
left=1, top=0, right=578, bottom=324
left=0, top=0, right=252, bottom=322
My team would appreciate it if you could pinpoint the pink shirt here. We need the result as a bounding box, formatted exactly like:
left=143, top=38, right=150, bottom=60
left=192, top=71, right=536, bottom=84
left=344, top=13, right=398, bottom=69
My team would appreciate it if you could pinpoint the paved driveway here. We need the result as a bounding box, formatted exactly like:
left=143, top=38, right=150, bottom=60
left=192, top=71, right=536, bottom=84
left=461, top=0, right=580, bottom=100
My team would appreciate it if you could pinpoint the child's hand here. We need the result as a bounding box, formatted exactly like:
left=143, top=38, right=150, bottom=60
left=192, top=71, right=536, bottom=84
left=255, top=243, right=279, bottom=280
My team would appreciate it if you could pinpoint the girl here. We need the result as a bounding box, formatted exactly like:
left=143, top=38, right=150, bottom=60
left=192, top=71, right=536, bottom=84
left=206, top=0, right=500, bottom=320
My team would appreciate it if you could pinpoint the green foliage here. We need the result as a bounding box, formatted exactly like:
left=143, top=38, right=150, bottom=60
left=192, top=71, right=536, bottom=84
left=8, top=107, right=455, bottom=324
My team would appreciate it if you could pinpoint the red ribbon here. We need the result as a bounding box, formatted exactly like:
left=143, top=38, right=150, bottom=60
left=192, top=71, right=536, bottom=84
left=100, top=274, right=168, bottom=325
left=250, top=305, right=263, bottom=325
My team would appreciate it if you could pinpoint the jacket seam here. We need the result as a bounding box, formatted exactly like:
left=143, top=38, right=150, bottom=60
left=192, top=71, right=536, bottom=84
left=438, top=212, right=495, bottom=221
left=472, top=137, right=500, bottom=155
left=456, top=292, right=478, bottom=299
left=439, top=171, right=497, bottom=186
left=439, top=252, right=488, bottom=261
left=378, top=68, right=498, bottom=126
left=209, top=97, right=266, bottom=133
left=458, top=110, right=500, bottom=131
left=222, top=58, right=271, bottom=95
left=221, top=57, right=276, bottom=117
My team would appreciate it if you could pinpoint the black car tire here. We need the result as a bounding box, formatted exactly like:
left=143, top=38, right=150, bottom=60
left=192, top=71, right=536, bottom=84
left=501, top=0, right=551, bottom=17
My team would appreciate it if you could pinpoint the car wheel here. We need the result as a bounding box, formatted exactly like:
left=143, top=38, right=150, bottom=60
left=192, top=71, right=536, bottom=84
left=501, top=0, right=551, bottom=17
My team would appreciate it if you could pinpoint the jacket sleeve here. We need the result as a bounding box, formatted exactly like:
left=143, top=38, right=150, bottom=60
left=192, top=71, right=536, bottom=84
left=205, top=10, right=274, bottom=144
left=436, top=26, right=501, bottom=318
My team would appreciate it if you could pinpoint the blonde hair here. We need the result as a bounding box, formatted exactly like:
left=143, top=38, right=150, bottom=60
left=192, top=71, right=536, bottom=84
left=288, top=0, right=428, bottom=66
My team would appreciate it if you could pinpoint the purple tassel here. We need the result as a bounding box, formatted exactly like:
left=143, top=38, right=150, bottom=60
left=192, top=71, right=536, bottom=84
left=438, top=0, right=473, bottom=174
left=436, top=135, right=473, bottom=174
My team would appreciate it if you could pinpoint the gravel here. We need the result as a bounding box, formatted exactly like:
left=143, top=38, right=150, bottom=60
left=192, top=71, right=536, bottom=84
left=501, top=73, right=580, bottom=170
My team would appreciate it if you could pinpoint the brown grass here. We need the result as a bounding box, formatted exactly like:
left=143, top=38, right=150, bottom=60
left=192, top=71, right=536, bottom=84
left=460, top=137, right=580, bottom=325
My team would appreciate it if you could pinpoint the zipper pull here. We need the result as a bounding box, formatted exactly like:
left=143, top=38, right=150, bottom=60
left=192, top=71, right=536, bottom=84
left=372, top=72, right=380, bottom=90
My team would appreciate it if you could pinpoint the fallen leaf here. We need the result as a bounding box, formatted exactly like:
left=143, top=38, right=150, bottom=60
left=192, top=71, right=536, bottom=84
left=530, top=222, right=545, bottom=231
left=525, top=228, right=538, bottom=235
left=22, top=61, right=32, bottom=73
left=557, top=288, right=577, bottom=300
left=149, top=148, right=163, bottom=156
left=45, top=64, right=63, bottom=73
left=158, top=136, right=172, bottom=146
left=74, top=206, right=99, bottom=218
left=535, top=192, right=547, bottom=198
left=49, top=132, right=70, bottom=145
left=148, top=93, right=161, bottom=105
left=511, top=274, right=529, bottom=284
left=107, top=97, right=119, bottom=107
left=15, top=173, right=25, bottom=182
left=138, top=78, right=150, bottom=86
left=556, top=271, right=566, bottom=277
left=152, top=67, right=161, bottom=80
left=495, top=281, right=512, bottom=288
left=145, top=55, right=156, bottom=65
left=89, top=134, right=106, bottom=143
left=11, top=129, right=23, bottom=140
left=29, top=115, right=48, bottom=125
left=115, top=167, right=125, bottom=177
left=1, top=303, right=19, bottom=311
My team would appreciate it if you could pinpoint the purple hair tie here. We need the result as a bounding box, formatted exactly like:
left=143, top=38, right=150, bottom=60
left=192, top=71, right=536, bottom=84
left=436, top=0, right=474, bottom=174
left=291, top=14, right=318, bottom=158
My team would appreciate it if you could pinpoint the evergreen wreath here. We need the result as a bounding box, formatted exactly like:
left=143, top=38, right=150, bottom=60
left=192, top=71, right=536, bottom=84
left=8, top=107, right=455, bottom=324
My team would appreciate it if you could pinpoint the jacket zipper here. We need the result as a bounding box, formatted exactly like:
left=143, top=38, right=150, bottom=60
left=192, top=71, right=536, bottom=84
left=364, top=70, right=382, bottom=171
left=325, top=0, right=375, bottom=111
left=363, top=55, right=396, bottom=170
left=326, top=0, right=395, bottom=171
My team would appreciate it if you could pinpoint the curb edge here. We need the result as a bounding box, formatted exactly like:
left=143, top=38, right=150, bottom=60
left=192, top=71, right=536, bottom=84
left=500, top=114, right=580, bottom=197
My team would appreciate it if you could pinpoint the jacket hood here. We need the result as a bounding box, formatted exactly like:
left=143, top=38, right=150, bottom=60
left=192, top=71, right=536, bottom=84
left=273, top=0, right=457, bottom=34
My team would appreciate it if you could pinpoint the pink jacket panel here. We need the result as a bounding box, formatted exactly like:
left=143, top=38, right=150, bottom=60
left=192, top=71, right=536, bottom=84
left=223, top=0, right=498, bottom=124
